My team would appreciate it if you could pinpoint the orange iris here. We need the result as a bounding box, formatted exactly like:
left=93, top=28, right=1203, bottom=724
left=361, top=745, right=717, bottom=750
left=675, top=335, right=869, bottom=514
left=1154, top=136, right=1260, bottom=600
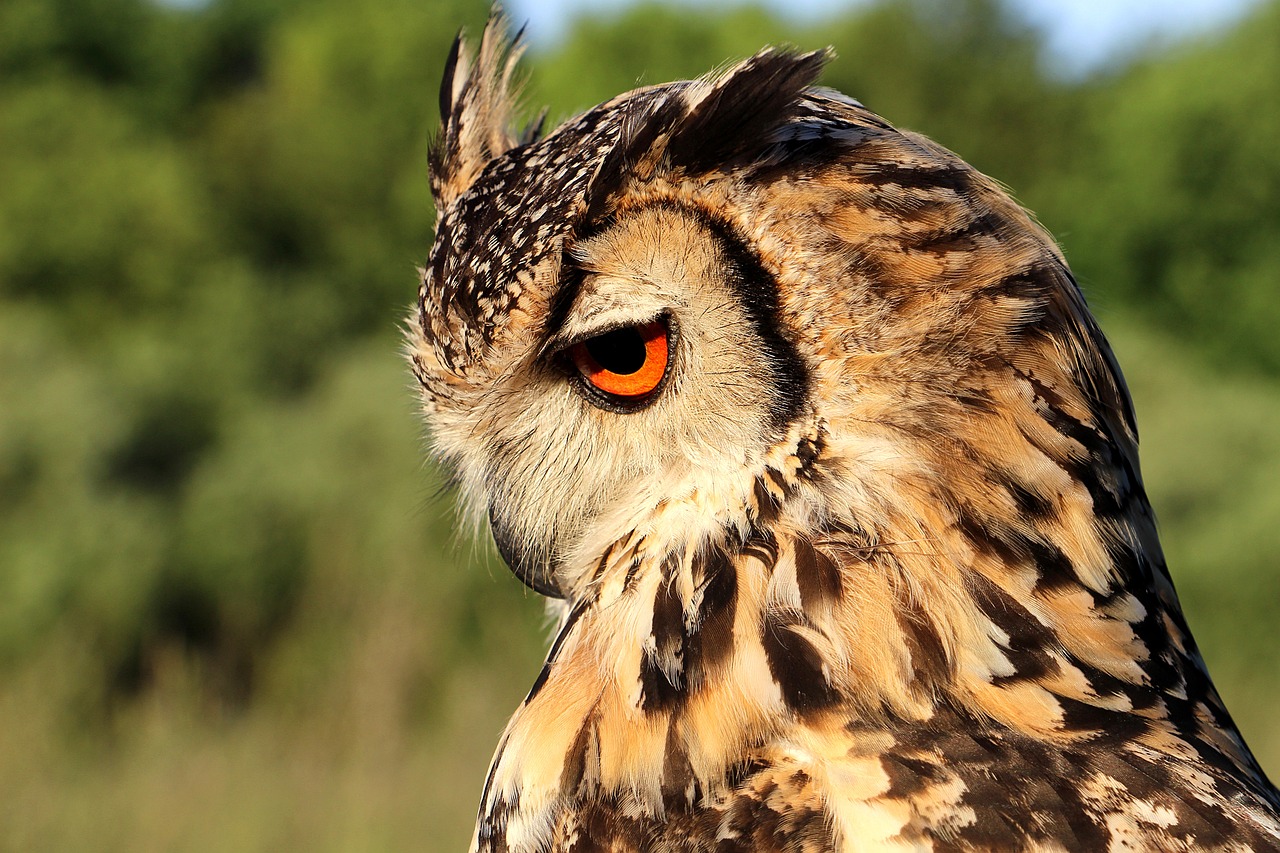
left=569, top=319, right=669, bottom=400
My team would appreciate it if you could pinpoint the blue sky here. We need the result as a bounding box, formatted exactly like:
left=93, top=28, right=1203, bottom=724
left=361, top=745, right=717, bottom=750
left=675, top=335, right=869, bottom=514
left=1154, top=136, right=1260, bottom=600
left=506, top=0, right=1264, bottom=74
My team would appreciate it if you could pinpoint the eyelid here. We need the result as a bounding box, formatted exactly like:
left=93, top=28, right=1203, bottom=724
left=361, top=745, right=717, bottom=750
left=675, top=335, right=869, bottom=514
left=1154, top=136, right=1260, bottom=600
left=545, top=311, right=670, bottom=356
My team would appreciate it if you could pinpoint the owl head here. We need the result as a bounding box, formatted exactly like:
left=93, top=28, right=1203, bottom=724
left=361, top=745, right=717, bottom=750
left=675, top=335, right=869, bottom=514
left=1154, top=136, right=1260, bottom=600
left=409, top=14, right=1134, bottom=608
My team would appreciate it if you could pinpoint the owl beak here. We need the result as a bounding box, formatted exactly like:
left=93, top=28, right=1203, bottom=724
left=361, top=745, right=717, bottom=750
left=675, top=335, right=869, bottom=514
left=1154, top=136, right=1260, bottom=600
left=489, top=504, right=566, bottom=599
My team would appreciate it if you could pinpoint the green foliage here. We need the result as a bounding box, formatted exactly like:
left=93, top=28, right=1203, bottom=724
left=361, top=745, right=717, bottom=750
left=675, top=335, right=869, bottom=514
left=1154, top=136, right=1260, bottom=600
left=1040, top=1, right=1280, bottom=371
left=0, top=0, right=1277, bottom=848
left=529, top=3, right=803, bottom=115
left=817, top=0, right=1073, bottom=185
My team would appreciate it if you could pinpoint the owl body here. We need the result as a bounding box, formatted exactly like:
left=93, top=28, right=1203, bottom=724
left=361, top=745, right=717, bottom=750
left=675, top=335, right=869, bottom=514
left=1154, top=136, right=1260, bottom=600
left=411, top=17, right=1280, bottom=852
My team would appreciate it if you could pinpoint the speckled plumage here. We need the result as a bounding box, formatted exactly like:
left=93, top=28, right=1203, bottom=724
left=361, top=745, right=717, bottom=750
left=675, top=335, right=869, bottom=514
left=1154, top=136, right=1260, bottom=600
left=409, top=14, right=1280, bottom=852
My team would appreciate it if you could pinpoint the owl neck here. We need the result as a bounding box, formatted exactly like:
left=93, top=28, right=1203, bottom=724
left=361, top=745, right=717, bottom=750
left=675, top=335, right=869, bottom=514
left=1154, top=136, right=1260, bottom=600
left=473, top=409, right=1259, bottom=841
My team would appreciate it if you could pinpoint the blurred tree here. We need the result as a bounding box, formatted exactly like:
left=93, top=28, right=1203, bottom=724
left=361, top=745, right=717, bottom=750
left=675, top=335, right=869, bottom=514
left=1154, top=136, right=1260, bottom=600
left=813, top=0, right=1090, bottom=195
left=0, top=0, right=495, bottom=706
left=1045, top=0, right=1280, bottom=372
left=528, top=2, right=803, bottom=115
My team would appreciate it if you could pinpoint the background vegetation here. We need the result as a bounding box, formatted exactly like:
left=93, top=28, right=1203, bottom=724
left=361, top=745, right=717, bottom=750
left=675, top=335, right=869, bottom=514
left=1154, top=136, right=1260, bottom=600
left=1, top=0, right=1277, bottom=848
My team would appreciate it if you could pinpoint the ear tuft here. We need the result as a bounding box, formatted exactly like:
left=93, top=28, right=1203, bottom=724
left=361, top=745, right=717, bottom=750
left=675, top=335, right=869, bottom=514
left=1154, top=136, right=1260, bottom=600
left=429, top=9, right=529, bottom=211
left=663, top=47, right=831, bottom=174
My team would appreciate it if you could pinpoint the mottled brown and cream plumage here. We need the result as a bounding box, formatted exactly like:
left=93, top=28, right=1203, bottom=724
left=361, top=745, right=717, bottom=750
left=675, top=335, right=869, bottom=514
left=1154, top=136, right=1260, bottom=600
left=409, top=14, right=1280, bottom=852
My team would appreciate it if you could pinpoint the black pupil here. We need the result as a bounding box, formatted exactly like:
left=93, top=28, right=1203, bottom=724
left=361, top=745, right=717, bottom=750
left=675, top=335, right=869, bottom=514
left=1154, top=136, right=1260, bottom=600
left=585, top=327, right=648, bottom=375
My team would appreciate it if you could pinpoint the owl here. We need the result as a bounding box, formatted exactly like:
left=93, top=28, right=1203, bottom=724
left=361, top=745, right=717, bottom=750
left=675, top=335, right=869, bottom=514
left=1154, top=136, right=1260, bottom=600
left=409, top=14, right=1280, bottom=853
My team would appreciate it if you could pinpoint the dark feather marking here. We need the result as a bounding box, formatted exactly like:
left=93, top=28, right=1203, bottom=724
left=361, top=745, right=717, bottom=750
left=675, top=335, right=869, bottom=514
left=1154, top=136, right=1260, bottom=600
left=896, top=592, right=953, bottom=687
left=475, top=731, right=513, bottom=852
left=721, top=765, right=835, bottom=851
left=744, top=136, right=851, bottom=184
left=956, top=505, right=1076, bottom=588
left=887, top=707, right=1113, bottom=850
left=622, top=549, right=645, bottom=592
left=795, top=433, right=823, bottom=472
left=1019, top=527, right=1076, bottom=581
left=1020, top=301, right=1071, bottom=346
left=818, top=516, right=878, bottom=552
left=662, top=722, right=698, bottom=812
left=1078, top=658, right=1155, bottom=711
left=763, top=466, right=789, bottom=496
left=974, top=263, right=1059, bottom=303
left=518, top=106, right=546, bottom=146
left=564, top=795, right=654, bottom=853
left=1100, top=535, right=1154, bottom=590
left=740, top=525, right=779, bottom=565
left=968, top=572, right=1062, bottom=684
left=561, top=714, right=595, bottom=793
left=687, top=207, right=811, bottom=433
left=524, top=598, right=589, bottom=704
left=1036, top=393, right=1101, bottom=448
left=437, top=33, right=463, bottom=132
left=911, top=210, right=1004, bottom=256
left=725, top=756, right=771, bottom=791
left=1018, top=367, right=1134, bottom=521
left=686, top=547, right=737, bottom=688
left=1055, top=694, right=1151, bottom=738
left=1130, top=600, right=1183, bottom=691
left=856, top=162, right=967, bottom=193
left=1067, top=447, right=1128, bottom=519
left=953, top=386, right=998, bottom=413
left=762, top=613, right=838, bottom=714
left=588, top=545, right=612, bottom=584
left=880, top=753, right=950, bottom=800
left=1007, top=479, right=1054, bottom=520
left=752, top=475, right=780, bottom=523
left=793, top=536, right=842, bottom=611
left=640, top=556, right=687, bottom=712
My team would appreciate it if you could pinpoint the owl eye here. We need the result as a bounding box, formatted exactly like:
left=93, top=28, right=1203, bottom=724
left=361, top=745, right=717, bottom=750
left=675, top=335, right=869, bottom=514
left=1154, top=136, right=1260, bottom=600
left=567, top=318, right=671, bottom=407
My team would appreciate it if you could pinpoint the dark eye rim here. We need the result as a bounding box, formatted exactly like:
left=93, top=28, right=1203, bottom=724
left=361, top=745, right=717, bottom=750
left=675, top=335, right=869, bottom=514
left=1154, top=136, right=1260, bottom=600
left=560, top=313, right=677, bottom=413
